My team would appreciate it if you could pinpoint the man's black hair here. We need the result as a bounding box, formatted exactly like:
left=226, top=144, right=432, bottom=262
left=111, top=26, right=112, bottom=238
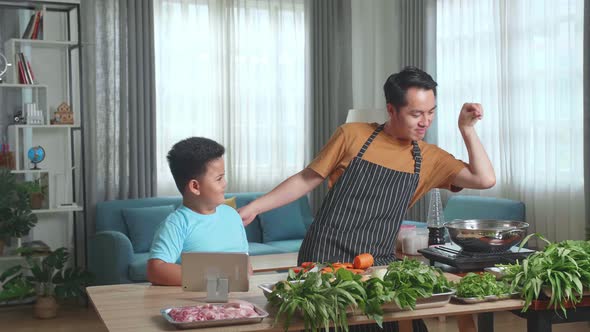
left=167, top=137, right=225, bottom=193
left=383, top=66, right=438, bottom=111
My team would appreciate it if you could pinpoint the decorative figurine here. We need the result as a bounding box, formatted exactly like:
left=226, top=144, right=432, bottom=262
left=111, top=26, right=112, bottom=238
left=13, top=110, right=26, bottom=124
left=52, top=102, right=74, bottom=125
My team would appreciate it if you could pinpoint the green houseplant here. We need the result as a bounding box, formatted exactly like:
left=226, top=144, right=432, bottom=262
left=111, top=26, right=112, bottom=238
left=0, top=168, right=38, bottom=255
left=0, top=265, right=35, bottom=303
left=20, top=178, right=47, bottom=210
left=21, top=247, right=94, bottom=319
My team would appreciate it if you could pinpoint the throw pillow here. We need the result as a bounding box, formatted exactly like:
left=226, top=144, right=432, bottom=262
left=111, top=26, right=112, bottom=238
left=122, top=205, right=175, bottom=253
left=223, top=196, right=237, bottom=209
left=258, top=201, right=307, bottom=242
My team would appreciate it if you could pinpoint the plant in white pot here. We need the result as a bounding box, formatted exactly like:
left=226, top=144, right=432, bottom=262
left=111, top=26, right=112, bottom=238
left=20, top=247, right=94, bottom=319
left=0, top=168, right=38, bottom=255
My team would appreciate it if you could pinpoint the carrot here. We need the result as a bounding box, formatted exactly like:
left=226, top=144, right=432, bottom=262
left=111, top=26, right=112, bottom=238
left=348, top=269, right=366, bottom=274
left=353, top=253, right=374, bottom=269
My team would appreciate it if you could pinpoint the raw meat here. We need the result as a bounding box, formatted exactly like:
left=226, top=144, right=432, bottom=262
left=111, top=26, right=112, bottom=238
left=168, top=303, right=259, bottom=323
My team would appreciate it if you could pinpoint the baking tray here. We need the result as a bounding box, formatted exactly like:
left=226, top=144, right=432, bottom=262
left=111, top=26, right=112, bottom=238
left=381, top=290, right=456, bottom=312
left=260, top=282, right=454, bottom=312
left=258, top=280, right=304, bottom=300
left=483, top=267, right=508, bottom=280
left=161, top=303, right=269, bottom=329
left=452, top=292, right=520, bottom=304
left=258, top=282, right=276, bottom=299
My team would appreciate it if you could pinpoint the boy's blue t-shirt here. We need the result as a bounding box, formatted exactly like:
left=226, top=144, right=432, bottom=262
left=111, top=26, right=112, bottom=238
left=149, top=204, right=249, bottom=264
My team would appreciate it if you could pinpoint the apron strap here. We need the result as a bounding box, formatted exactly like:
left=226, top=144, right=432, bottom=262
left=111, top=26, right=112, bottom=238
left=412, top=140, right=422, bottom=174
left=356, top=124, right=384, bottom=158
left=356, top=124, right=423, bottom=175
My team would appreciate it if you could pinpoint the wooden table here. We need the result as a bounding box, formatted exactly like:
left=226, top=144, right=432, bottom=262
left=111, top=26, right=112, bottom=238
left=87, top=273, right=524, bottom=332
left=250, top=253, right=298, bottom=273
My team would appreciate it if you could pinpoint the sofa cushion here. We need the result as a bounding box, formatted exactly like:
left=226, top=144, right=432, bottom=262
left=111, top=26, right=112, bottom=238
left=229, top=194, right=263, bottom=243
left=122, top=205, right=175, bottom=253
left=265, top=239, right=303, bottom=253
left=248, top=242, right=288, bottom=256
left=129, top=252, right=150, bottom=282
left=259, top=200, right=307, bottom=242
left=223, top=196, right=237, bottom=209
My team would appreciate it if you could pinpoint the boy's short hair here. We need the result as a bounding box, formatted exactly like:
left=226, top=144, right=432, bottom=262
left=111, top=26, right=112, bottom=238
left=167, top=137, right=225, bottom=194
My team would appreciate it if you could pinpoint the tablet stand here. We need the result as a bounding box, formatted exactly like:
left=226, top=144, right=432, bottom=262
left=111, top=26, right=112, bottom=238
left=206, top=276, right=229, bottom=302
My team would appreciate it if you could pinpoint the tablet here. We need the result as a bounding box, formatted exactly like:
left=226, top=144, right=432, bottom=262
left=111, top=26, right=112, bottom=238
left=181, top=252, right=249, bottom=293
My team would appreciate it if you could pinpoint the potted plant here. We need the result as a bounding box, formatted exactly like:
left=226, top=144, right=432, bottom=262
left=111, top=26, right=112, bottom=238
left=0, top=265, right=35, bottom=304
left=0, top=168, right=38, bottom=255
left=21, top=247, right=93, bottom=319
left=20, top=176, right=47, bottom=210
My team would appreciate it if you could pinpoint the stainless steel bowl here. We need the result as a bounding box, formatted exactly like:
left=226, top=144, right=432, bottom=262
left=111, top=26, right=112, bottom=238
left=444, top=219, right=529, bottom=253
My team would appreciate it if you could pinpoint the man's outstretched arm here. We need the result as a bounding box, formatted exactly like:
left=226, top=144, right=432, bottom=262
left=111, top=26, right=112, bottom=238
left=239, top=167, right=324, bottom=226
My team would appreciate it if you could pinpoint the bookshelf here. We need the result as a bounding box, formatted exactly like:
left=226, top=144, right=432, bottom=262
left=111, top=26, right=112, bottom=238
left=0, top=0, right=84, bottom=266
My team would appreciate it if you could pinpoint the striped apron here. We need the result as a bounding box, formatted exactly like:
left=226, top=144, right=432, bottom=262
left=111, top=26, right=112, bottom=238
left=298, top=124, right=427, bottom=332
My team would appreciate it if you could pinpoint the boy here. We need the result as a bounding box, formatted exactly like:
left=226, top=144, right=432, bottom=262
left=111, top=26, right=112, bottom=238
left=147, top=137, right=249, bottom=286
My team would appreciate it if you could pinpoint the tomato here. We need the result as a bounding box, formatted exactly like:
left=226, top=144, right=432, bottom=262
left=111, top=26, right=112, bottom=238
left=301, top=262, right=315, bottom=269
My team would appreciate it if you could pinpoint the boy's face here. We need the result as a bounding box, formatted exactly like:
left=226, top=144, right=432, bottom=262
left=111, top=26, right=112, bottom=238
left=194, top=157, right=227, bottom=206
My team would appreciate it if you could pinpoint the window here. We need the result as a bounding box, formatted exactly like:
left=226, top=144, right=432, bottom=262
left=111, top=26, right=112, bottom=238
left=436, top=0, right=585, bottom=242
left=154, top=0, right=306, bottom=195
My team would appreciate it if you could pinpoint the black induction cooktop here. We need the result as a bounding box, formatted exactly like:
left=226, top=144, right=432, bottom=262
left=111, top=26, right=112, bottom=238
left=418, top=243, right=535, bottom=272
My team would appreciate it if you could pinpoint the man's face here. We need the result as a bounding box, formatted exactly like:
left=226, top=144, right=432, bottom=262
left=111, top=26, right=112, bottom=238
left=195, top=157, right=227, bottom=206
left=387, top=87, right=436, bottom=141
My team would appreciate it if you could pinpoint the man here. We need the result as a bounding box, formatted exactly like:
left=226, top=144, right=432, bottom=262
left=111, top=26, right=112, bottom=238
left=239, top=66, right=494, bottom=331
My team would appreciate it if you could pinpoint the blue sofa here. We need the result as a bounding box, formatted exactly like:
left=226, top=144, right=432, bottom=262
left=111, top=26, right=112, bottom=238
left=88, top=193, right=525, bottom=285
left=88, top=192, right=313, bottom=285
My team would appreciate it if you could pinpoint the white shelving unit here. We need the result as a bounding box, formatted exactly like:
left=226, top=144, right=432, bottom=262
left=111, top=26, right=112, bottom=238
left=0, top=0, right=84, bottom=263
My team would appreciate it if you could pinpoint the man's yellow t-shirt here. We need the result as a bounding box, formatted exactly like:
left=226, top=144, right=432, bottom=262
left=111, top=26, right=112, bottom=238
left=307, top=122, right=466, bottom=207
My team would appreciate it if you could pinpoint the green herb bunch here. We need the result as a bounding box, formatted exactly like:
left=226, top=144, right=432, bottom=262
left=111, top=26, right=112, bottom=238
left=455, top=272, right=510, bottom=299
left=383, top=258, right=453, bottom=308
left=270, top=268, right=366, bottom=332
left=500, top=234, right=590, bottom=315
left=269, top=258, right=453, bottom=331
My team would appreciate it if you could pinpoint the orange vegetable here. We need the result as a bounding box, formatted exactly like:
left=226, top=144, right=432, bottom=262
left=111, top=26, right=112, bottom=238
left=353, top=253, right=374, bottom=269
left=348, top=269, right=366, bottom=274
left=301, top=262, right=315, bottom=269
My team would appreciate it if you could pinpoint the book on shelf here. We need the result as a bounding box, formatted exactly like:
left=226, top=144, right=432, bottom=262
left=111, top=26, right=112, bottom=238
left=16, top=52, right=35, bottom=84
left=21, top=10, right=43, bottom=40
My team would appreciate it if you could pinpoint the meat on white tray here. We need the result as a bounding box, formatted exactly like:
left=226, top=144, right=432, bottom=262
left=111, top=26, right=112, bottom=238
left=168, top=302, right=260, bottom=323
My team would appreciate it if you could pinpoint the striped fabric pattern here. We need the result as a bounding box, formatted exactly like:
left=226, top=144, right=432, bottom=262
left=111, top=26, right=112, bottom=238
left=298, top=124, right=421, bottom=266
left=297, top=124, right=427, bottom=331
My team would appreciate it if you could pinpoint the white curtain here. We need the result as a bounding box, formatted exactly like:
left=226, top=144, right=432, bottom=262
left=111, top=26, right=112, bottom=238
left=436, top=0, right=585, bottom=242
left=154, top=0, right=306, bottom=195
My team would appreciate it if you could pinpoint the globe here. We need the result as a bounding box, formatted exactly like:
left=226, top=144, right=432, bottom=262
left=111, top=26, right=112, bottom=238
left=28, top=146, right=45, bottom=169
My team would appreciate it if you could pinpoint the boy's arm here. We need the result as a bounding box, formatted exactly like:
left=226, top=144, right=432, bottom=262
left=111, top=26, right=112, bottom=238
left=239, top=167, right=324, bottom=226
left=147, top=259, right=182, bottom=286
